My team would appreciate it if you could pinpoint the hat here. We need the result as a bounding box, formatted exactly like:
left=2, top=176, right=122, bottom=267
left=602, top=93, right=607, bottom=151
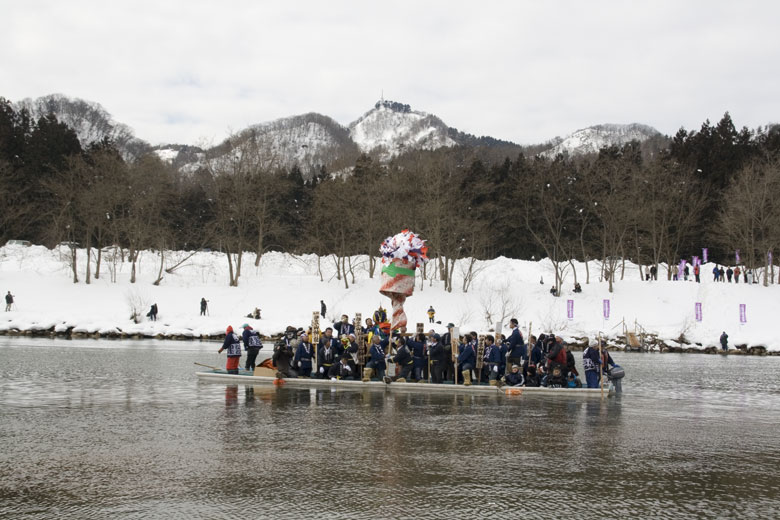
left=432, top=334, right=441, bottom=341
left=512, top=364, right=520, bottom=369
left=226, top=325, right=233, bottom=333
left=242, top=323, right=250, bottom=329
left=447, top=323, right=455, bottom=328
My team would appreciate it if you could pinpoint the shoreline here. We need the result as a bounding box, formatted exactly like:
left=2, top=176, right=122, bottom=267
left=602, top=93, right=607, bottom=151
left=1, top=327, right=774, bottom=356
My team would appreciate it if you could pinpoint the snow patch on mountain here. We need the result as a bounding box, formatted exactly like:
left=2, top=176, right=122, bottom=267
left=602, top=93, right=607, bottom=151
left=349, top=101, right=456, bottom=159
left=540, top=123, right=661, bottom=157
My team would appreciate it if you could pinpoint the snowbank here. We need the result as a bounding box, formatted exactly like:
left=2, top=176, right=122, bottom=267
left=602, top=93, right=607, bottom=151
left=0, top=244, right=777, bottom=350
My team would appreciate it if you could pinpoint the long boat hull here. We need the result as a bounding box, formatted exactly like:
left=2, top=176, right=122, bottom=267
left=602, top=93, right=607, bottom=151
left=195, top=371, right=616, bottom=397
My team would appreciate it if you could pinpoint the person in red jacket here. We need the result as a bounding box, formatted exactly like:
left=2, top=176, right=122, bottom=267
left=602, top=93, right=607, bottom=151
left=218, top=325, right=242, bottom=374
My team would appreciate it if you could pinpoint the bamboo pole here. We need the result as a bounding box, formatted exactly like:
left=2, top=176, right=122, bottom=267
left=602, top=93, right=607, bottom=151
left=451, top=326, right=460, bottom=386
left=312, top=311, right=321, bottom=375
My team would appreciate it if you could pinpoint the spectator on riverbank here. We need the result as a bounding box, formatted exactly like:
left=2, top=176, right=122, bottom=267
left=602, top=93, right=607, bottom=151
left=200, top=298, right=208, bottom=316
left=720, top=331, right=729, bottom=352
left=5, top=291, right=13, bottom=312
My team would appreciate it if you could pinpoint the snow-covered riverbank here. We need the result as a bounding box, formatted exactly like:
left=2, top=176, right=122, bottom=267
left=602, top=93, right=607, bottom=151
left=1, top=244, right=778, bottom=351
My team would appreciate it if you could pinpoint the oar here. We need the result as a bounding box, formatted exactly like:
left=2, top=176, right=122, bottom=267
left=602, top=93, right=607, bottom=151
left=194, top=362, right=221, bottom=371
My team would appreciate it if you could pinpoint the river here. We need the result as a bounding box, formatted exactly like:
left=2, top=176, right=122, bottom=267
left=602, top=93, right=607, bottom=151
left=1, top=337, right=779, bottom=519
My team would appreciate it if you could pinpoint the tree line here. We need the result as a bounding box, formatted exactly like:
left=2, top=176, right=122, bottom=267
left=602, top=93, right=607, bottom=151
left=1, top=97, right=779, bottom=290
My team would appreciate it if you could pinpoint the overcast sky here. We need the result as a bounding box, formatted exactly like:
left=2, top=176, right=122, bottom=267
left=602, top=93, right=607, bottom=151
left=3, top=1, right=779, bottom=146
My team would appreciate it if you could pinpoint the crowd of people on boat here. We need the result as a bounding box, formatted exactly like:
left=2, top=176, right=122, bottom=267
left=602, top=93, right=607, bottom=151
left=217, top=310, right=621, bottom=390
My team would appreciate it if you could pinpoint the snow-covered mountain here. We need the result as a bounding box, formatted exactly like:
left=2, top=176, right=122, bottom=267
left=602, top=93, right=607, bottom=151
left=13, top=93, right=669, bottom=173
left=540, top=123, right=662, bottom=158
left=348, top=100, right=456, bottom=159
left=15, top=94, right=150, bottom=160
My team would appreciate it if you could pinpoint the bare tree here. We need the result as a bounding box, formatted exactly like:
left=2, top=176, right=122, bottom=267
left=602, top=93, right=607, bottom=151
left=718, top=156, right=780, bottom=285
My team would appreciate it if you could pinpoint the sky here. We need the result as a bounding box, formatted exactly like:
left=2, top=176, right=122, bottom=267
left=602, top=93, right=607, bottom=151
left=3, top=0, right=779, bottom=147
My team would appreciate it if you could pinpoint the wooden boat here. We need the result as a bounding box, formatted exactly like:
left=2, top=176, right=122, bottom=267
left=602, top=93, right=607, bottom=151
left=195, top=369, right=616, bottom=397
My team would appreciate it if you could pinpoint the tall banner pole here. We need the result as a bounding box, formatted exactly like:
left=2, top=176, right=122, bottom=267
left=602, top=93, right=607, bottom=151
left=476, top=335, right=485, bottom=386
left=312, top=311, right=320, bottom=372
left=451, top=326, right=460, bottom=386
left=354, top=313, right=364, bottom=378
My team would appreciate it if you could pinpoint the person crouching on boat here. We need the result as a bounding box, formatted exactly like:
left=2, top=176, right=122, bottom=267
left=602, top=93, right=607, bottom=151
left=457, top=334, right=476, bottom=386
left=363, top=334, right=388, bottom=381
left=218, top=326, right=242, bottom=374
left=294, top=332, right=314, bottom=378
left=544, top=336, right=568, bottom=387
left=272, top=338, right=297, bottom=378
left=504, top=364, right=524, bottom=387
left=241, top=324, right=263, bottom=372
left=525, top=363, right=541, bottom=387
left=388, top=337, right=414, bottom=382
left=330, top=354, right=355, bottom=380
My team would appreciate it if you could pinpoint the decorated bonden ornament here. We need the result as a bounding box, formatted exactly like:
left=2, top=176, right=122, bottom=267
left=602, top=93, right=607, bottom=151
left=379, top=229, right=429, bottom=330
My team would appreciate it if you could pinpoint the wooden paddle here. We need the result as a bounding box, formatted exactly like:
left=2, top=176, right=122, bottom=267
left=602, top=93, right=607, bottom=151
left=194, top=362, right=220, bottom=371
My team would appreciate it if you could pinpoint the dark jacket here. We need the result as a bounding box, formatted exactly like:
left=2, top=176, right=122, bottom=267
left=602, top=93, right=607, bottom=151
left=392, top=344, right=413, bottom=366
left=242, top=329, right=262, bottom=350
left=507, top=328, right=526, bottom=359
left=458, top=342, right=476, bottom=366
left=221, top=332, right=242, bottom=357
left=294, top=341, right=314, bottom=369
left=429, top=341, right=445, bottom=363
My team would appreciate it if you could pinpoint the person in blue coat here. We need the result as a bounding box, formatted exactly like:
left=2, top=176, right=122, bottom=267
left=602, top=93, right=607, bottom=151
left=407, top=334, right=427, bottom=382
left=506, top=319, right=526, bottom=368
left=457, top=336, right=476, bottom=386
left=363, top=335, right=388, bottom=381
left=483, top=335, right=502, bottom=386
left=218, top=325, right=242, bottom=374
left=504, top=364, right=524, bottom=387
left=241, top=323, right=263, bottom=372
left=583, top=344, right=615, bottom=388
left=294, top=332, right=315, bottom=377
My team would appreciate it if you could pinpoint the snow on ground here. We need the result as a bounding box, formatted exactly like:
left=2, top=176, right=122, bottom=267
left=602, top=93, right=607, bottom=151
left=0, top=244, right=778, bottom=350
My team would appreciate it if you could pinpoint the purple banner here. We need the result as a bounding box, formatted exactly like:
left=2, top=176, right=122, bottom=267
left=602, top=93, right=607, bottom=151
left=567, top=299, right=574, bottom=320
left=739, top=304, right=747, bottom=324
left=695, top=302, right=702, bottom=322
left=679, top=259, right=686, bottom=277
left=735, top=249, right=741, bottom=264
left=603, top=299, right=610, bottom=320
left=693, top=256, right=700, bottom=267
left=703, top=248, right=708, bottom=263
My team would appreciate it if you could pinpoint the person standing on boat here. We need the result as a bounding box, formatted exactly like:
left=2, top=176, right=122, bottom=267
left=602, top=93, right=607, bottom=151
left=407, top=333, right=427, bottom=382
left=428, top=334, right=446, bottom=384
left=218, top=326, right=242, bottom=374
left=457, top=334, right=476, bottom=386
left=294, top=331, right=315, bottom=377
left=483, top=335, right=501, bottom=386
left=241, top=324, right=262, bottom=372
left=583, top=343, right=602, bottom=388
left=334, top=314, right=355, bottom=337
left=506, top=319, right=526, bottom=371
left=720, top=331, right=729, bottom=352
left=317, top=328, right=340, bottom=378
left=317, top=334, right=340, bottom=378
left=363, top=334, right=389, bottom=381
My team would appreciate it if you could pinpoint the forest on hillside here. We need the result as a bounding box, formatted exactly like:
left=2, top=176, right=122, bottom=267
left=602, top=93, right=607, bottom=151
left=2, top=97, right=780, bottom=292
